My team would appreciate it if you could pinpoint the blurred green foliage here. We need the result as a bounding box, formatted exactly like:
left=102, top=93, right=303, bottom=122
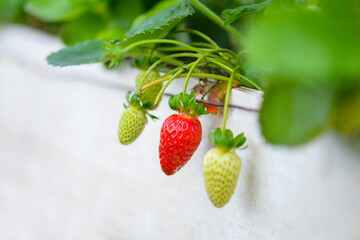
left=0, top=0, right=246, bottom=47
left=0, top=0, right=25, bottom=21
left=248, top=0, right=360, bottom=144
left=46, top=1, right=194, bottom=66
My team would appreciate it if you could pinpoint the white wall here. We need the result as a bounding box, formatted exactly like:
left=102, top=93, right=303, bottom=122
left=0, top=25, right=359, bottom=240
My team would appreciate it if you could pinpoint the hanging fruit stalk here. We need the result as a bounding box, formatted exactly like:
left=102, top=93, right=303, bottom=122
left=203, top=67, right=247, bottom=207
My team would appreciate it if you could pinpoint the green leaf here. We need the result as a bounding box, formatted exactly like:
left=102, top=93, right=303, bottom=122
left=118, top=0, right=194, bottom=47
left=213, top=128, right=224, bottom=146
left=221, top=0, right=272, bottom=25
left=188, top=97, right=197, bottom=108
left=108, top=0, right=144, bottom=31
left=0, top=0, right=25, bottom=22
left=248, top=5, right=360, bottom=86
left=25, top=0, right=82, bottom=22
left=230, top=133, right=246, bottom=149
left=224, top=129, right=234, bottom=140
left=189, top=91, right=196, bottom=98
left=208, top=130, right=215, bottom=145
left=96, top=22, right=126, bottom=42
left=130, top=0, right=182, bottom=29
left=214, top=130, right=229, bottom=150
left=169, top=94, right=181, bottom=111
left=69, top=0, right=104, bottom=5
left=130, top=93, right=140, bottom=105
left=248, top=0, right=360, bottom=145
left=243, top=60, right=266, bottom=89
left=195, top=104, right=205, bottom=115
left=147, top=112, right=159, bottom=120
left=181, top=93, right=191, bottom=109
left=125, top=91, right=131, bottom=104
left=260, top=81, right=333, bottom=145
left=142, top=100, right=152, bottom=109
left=46, top=40, right=106, bottom=66
left=61, top=13, right=106, bottom=45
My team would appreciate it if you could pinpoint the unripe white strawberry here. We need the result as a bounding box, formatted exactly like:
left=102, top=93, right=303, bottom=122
left=203, top=128, right=246, bottom=208
left=203, top=148, right=241, bottom=208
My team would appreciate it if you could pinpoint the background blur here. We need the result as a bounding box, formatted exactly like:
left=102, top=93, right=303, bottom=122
left=1, top=0, right=360, bottom=239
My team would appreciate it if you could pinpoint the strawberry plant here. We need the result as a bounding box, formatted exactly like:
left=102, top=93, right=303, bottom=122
left=3, top=0, right=359, bottom=207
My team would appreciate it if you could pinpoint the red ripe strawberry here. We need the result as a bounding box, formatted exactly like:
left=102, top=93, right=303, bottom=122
left=159, top=92, right=208, bottom=175
left=160, top=113, right=202, bottom=175
left=204, top=104, right=218, bottom=115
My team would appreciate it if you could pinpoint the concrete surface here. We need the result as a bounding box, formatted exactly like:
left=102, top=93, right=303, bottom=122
left=0, top=25, right=360, bottom=240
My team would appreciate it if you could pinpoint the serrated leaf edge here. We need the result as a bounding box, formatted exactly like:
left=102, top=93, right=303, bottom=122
left=119, top=3, right=194, bottom=46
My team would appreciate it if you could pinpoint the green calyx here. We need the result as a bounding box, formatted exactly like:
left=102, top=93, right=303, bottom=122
left=103, top=42, right=125, bottom=68
left=124, top=91, right=159, bottom=120
left=134, top=56, right=164, bottom=71
left=208, top=128, right=246, bottom=152
left=168, top=91, right=209, bottom=117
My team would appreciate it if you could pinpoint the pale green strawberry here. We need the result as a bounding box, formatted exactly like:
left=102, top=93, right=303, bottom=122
left=118, top=105, right=147, bottom=145
left=203, top=128, right=246, bottom=208
left=136, top=69, right=162, bottom=109
left=203, top=147, right=242, bottom=208
left=118, top=91, right=159, bottom=146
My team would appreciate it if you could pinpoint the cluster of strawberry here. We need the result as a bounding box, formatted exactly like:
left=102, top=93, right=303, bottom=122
left=118, top=68, right=246, bottom=208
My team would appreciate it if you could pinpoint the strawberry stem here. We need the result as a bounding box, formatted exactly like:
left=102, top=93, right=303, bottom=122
left=171, top=29, right=219, bottom=48
left=123, top=39, right=207, bottom=55
left=206, top=58, right=262, bottom=90
left=122, top=38, right=261, bottom=91
left=222, top=67, right=241, bottom=134
left=190, top=42, right=217, bottom=49
left=181, top=47, right=241, bottom=96
left=240, top=74, right=262, bottom=91
left=154, top=68, right=186, bottom=107
left=188, top=0, right=245, bottom=44
left=139, top=53, right=201, bottom=92
left=183, top=55, right=207, bottom=95
left=162, top=63, right=207, bottom=77
left=153, top=46, right=211, bottom=51
left=207, top=48, right=238, bottom=60
left=140, top=72, right=235, bottom=93
left=126, top=51, right=184, bottom=67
